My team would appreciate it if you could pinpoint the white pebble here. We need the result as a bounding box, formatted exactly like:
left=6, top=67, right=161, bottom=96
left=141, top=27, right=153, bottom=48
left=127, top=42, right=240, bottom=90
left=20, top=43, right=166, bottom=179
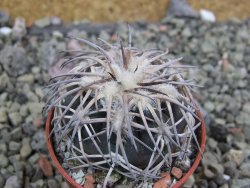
left=200, top=9, right=216, bottom=22
left=0, top=27, right=12, bottom=36
left=223, top=174, right=231, bottom=181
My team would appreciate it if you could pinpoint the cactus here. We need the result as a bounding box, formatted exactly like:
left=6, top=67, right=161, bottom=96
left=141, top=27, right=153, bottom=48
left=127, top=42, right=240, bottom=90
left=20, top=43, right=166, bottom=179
left=44, top=27, right=203, bottom=187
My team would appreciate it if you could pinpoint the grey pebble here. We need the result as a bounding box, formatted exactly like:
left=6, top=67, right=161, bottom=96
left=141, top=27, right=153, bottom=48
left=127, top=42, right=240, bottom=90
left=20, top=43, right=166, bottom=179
left=0, top=108, right=8, bottom=123
left=17, top=74, right=34, bottom=83
left=28, top=153, right=40, bottom=164
left=8, top=141, right=21, bottom=153
left=10, top=126, right=23, bottom=142
left=34, top=17, right=51, bottom=28
left=20, top=138, right=32, bottom=159
left=8, top=112, right=22, bottom=127
left=0, top=143, right=7, bottom=154
left=4, top=175, right=21, bottom=188
left=47, top=179, right=59, bottom=188
left=0, top=154, right=9, bottom=168
left=0, top=174, right=5, bottom=188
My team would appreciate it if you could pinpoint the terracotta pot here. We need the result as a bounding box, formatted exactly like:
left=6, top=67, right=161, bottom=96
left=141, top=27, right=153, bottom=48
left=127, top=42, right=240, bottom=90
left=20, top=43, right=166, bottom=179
left=45, top=109, right=206, bottom=188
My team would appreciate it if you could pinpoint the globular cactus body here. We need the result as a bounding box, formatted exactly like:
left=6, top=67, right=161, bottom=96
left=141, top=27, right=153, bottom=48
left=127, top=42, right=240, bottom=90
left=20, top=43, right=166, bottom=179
left=45, top=28, right=202, bottom=186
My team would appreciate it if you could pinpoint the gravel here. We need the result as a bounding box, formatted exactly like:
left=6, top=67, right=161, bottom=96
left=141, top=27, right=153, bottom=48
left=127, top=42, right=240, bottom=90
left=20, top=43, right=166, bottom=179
left=0, top=13, right=249, bottom=187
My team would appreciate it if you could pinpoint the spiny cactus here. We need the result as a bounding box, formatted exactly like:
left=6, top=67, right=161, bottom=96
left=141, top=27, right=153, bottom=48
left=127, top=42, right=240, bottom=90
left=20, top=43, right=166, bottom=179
left=45, top=27, right=203, bottom=187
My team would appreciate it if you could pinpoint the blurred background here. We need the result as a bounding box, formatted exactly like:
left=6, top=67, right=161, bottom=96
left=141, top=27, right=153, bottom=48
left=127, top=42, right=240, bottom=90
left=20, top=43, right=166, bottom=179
left=0, top=0, right=249, bottom=188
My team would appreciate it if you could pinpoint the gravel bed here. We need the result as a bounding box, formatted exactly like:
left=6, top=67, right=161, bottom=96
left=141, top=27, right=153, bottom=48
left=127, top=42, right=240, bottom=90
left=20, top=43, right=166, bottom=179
left=0, top=12, right=250, bottom=188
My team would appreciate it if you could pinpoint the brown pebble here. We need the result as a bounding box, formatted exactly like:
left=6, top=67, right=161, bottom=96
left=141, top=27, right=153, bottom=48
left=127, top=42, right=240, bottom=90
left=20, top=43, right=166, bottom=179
left=171, top=167, right=183, bottom=179
left=84, top=173, right=95, bottom=188
left=153, top=172, right=171, bottom=188
left=38, top=155, right=53, bottom=177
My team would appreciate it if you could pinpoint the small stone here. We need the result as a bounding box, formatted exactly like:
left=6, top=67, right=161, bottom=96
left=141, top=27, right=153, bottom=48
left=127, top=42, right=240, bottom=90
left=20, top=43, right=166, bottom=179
left=19, top=105, right=29, bottom=117
left=75, top=178, right=84, bottom=185
left=214, top=173, right=226, bottom=185
left=0, top=154, right=9, bottom=168
left=204, top=101, right=214, bottom=112
left=201, top=42, right=214, bottom=53
left=38, top=155, right=53, bottom=177
left=0, top=175, right=4, bottom=187
left=203, top=168, right=215, bottom=178
left=51, top=16, right=61, bottom=25
left=223, top=174, right=230, bottom=181
left=16, top=93, right=28, bottom=104
left=236, top=112, right=249, bottom=125
left=224, top=161, right=237, bottom=177
left=171, top=167, right=182, bottom=179
left=28, top=153, right=40, bottom=164
left=73, top=170, right=85, bottom=179
left=9, top=141, right=21, bottom=152
left=17, top=74, right=34, bottom=83
left=232, top=179, right=250, bottom=187
left=234, top=141, right=248, bottom=150
left=0, top=27, right=12, bottom=36
left=61, top=181, right=70, bottom=188
left=84, top=174, right=95, bottom=188
left=195, top=179, right=208, bottom=187
left=99, top=30, right=110, bottom=41
left=207, top=138, right=218, bottom=150
left=47, top=179, right=59, bottom=188
left=242, top=103, right=250, bottom=114
left=20, top=138, right=32, bottom=158
left=153, top=172, right=171, bottom=188
left=0, top=92, right=8, bottom=104
left=215, top=103, right=225, bottom=113
left=208, top=181, right=217, bottom=188
left=182, top=27, right=192, bottom=37
left=202, top=152, right=219, bottom=166
left=30, top=179, right=45, bottom=187
left=234, top=53, right=244, bottom=62
left=183, top=174, right=195, bottom=187
left=0, top=143, right=7, bottom=154
left=12, top=160, right=24, bottom=172
left=1, top=129, right=11, bottom=143
left=34, top=17, right=51, bottom=28
left=107, top=172, right=122, bottom=187
left=9, top=102, right=21, bottom=113
left=215, top=118, right=226, bottom=126
left=200, top=9, right=216, bottom=22
left=34, top=87, right=44, bottom=99
left=31, top=131, right=46, bottom=151
left=5, top=175, right=21, bottom=188
left=31, top=66, right=41, bottom=74
left=10, top=127, right=22, bottom=141
left=0, top=73, right=10, bottom=88
left=0, top=108, right=8, bottom=123
left=8, top=112, right=22, bottom=126
left=239, top=163, right=250, bottom=173
left=220, top=184, right=229, bottom=188
left=228, top=149, right=244, bottom=166
left=27, top=102, right=44, bottom=115
left=208, top=163, right=224, bottom=174
left=31, top=168, right=43, bottom=182
left=12, top=17, right=26, bottom=39
left=52, top=30, right=63, bottom=38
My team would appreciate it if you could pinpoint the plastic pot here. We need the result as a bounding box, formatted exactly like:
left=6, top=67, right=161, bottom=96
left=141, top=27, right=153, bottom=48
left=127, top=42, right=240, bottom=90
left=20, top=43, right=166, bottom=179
left=45, top=109, right=206, bottom=188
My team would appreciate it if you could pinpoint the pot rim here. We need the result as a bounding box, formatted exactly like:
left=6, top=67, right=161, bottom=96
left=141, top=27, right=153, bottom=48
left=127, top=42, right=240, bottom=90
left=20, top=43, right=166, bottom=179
left=45, top=109, right=206, bottom=188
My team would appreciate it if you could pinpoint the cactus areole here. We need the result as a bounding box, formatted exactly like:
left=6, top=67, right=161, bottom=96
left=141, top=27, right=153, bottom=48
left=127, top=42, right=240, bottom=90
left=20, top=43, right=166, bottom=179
left=45, top=28, right=206, bottom=188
